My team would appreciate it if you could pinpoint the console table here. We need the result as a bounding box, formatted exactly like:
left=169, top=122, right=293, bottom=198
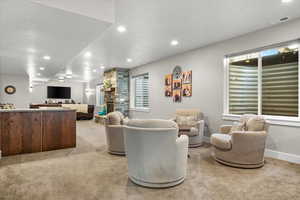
left=0, top=109, right=76, bottom=157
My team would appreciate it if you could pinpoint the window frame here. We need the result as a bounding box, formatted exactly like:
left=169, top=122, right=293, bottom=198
left=95, top=84, right=104, bottom=107
left=223, top=40, right=300, bottom=127
left=130, top=73, right=150, bottom=112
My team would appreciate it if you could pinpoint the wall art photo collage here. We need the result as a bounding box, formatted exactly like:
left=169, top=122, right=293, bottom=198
left=165, top=70, right=192, bottom=103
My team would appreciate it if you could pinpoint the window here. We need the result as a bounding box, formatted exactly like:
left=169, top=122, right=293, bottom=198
left=131, top=73, right=149, bottom=110
left=95, top=84, right=104, bottom=107
left=224, top=41, right=300, bottom=125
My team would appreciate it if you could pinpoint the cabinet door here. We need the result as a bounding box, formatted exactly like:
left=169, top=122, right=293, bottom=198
left=1, top=112, right=42, bottom=156
left=42, top=111, right=76, bottom=151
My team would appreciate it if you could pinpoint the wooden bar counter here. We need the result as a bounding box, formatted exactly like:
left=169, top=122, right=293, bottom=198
left=0, top=109, right=76, bottom=156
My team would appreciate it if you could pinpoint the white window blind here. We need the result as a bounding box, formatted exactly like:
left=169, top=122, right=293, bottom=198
left=262, top=62, right=298, bottom=116
left=227, top=42, right=299, bottom=117
left=134, top=74, right=149, bottom=108
left=229, top=64, right=258, bottom=115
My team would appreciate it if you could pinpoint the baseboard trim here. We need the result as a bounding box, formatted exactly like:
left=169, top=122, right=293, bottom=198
left=204, top=136, right=300, bottom=164
left=264, top=149, right=300, bottom=164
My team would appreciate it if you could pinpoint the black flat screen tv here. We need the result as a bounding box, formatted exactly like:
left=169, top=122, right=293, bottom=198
left=47, top=86, right=71, bottom=99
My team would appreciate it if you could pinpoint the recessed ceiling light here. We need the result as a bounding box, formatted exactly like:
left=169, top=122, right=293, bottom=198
left=100, top=65, right=105, bottom=69
left=282, top=0, right=293, bottom=3
left=117, top=25, right=127, bottom=33
left=127, top=58, right=132, bottom=63
left=43, top=55, right=51, bottom=60
left=84, top=52, right=92, bottom=58
left=171, top=40, right=179, bottom=46
left=39, top=67, right=45, bottom=70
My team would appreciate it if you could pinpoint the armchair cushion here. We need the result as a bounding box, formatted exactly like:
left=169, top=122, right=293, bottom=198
left=219, top=125, right=232, bottom=134
left=239, top=114, right=256, bottom=124
left=176, top=115, right=197, bottom=131
left=106, top=111, right=124, bottom=125
left=179, top=127, right=199, bottom=137
left=229, top=122, right=245, bottom=135
left=176, top=115, right=197, bottom=125
left=127, top=119, right=178, bottom=129
left=246, top=116, right=265, bottom=131
left=211, top=134, right=232, bottom=150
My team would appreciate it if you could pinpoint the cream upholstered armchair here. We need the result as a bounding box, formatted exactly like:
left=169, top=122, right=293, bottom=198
left=104, top=111, right=127, bottom=155
left=172, top=109, right=205, bottom=147
left=124, top=119, right=188, bottom=188
left=211, top=115, right=268, bottom=168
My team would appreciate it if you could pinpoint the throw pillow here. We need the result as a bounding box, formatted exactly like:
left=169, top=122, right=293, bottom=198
left=229, top=122, right=245, bottom=135
left=246, top=116, right=265, bottom=131
left=176, top=115, right=197, bottom=130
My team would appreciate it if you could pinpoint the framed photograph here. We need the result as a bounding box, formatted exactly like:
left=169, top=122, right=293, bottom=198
left=173, top=79, right=182, bottom=90
left=182, top=71, right=192, bottom=84
left=173, top=90, right=181, bottom=102
left=165, top=74, right=172, bottom=86
left=182, top=84, right=192, bottom=97
left=173, top=66, right=182, bottom=80
left=165, top=86, right=172, bottom=97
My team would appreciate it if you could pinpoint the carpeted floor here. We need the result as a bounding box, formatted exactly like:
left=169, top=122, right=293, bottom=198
left=0, top=120, right=299, bottom=200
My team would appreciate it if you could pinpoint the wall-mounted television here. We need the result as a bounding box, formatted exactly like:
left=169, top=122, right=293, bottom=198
left=47, top=86, right=71, bottom=99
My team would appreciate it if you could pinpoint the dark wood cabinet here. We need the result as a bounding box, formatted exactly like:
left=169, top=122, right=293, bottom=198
left=42, top=111, right=76, bottom=151
left=0, top=110, right=76, bottom=156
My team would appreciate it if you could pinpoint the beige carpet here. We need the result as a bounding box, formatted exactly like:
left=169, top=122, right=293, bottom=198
left=0, top=120, right=299, bottom=200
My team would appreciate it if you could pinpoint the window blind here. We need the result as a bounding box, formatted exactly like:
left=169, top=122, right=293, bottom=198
left=135, top=74, right=149, bottom=108
left=262, top=62, right=298, bottom=116
left=229, top=65, right=258, bottom=115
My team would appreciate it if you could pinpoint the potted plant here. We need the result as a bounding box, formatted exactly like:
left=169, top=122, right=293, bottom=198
left=103, top=79, right=112, bottom=91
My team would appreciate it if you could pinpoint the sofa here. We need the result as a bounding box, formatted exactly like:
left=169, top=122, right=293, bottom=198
left=104, top=111, right=126, bottom=155
left=172, top=109, right=205, bottom=147
left=62, top=104, right=94, bottom=120
left=124, top=119, right=188, bottom=188
left=211, top=115, right=268, bottom=168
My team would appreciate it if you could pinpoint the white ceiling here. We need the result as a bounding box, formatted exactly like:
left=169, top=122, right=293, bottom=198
left=30, top=0, right=115, bottom=23
left=0, top=0, right=111, bottom=83
left=1, top=0, right=300, bottom=85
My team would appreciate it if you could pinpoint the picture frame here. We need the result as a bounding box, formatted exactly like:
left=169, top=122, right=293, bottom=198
left=173, top=90, right=181, bottom=103
left=165, top=86, right=172, bottom=97
left=173, top=79, right=182, bottom=90
left=182, top=84, right=192, bottom=97
left=182, top=71, right=192, bottom=84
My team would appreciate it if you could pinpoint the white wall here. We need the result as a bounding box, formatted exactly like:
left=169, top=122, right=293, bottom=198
left=130, top=19, right=300, bottom=156
left=83, top=78, right=102, bottom=113
left=0, top=74, right=84, bottom=108
left=31, top=81, right=84, bottom=104
left=0, top=74, right=31, bottom=108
